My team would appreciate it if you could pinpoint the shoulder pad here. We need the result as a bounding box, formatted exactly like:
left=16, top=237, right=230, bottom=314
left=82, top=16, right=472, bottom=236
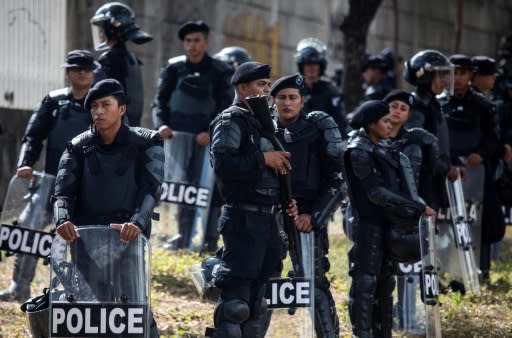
left=347, top=135, right=373, bottom=152
left=212, top=107, right=246, bottom=128
left=68, top=130, right=96, bottom=153
left=128, top=127, right=162, bottom=145
left=306, top=110, right=334, bottom=128
left=168, top=55, right=186, bottom=65
left=48, top=87, right=70, bottom=100
left=411, top=92, right=429, bottom=108
left=406, top=128, right=438, bottom=145
left=211, top=58, right=231, bottom=73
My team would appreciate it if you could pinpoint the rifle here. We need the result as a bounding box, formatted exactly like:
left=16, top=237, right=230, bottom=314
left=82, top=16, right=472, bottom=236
left=245, top=95, right=304, bottom=277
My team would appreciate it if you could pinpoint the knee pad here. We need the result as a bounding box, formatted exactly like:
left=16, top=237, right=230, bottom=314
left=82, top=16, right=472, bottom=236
left=215, top=299, right=250, bottom=325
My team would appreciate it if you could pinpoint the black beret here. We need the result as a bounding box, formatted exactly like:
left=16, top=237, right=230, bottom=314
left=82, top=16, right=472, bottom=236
left=383, top=89, right=413, bottom=106
left=85, top=79, right=125, bottom=110
left=178, top=21, right=210, bottom=40
left=449, top=54, right=473, bottom=69
left=362, top=55, right=389, bottom=72
left=270, top=73, right=304, bottom=96
left=61, top=49, right=99, bottom=69
left=231, top=61, right=271, bottom=85
left=349, top=100, right=389, bottom=130
left=471, top=56, right=496, bottom=75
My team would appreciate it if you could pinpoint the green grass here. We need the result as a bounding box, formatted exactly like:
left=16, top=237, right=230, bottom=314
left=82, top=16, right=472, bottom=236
left=0, top=223, right=511, bottom=337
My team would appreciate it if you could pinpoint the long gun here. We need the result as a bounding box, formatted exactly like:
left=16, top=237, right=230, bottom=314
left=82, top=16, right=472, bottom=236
left=245, top=95, right=304, bottom=277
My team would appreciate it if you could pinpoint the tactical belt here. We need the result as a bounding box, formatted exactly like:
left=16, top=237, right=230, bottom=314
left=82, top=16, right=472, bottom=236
left=226, top=202, right=274, bottom=214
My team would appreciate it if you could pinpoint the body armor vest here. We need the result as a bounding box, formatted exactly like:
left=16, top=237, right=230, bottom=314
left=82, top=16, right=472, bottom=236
left=277, top=117, right=321, bottom=199
left=167, top=62, right=216, bottom=133
left=75, top=146, right=138, bottom=225
left=446, top=94, right=482, bottom=157
left=46, top=89, right=90, bottom=175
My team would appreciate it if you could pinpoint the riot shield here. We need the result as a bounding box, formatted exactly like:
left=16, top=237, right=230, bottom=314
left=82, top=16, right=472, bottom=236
left=49, top=226, right=150, bottom=338
left=265, top=231, right=315, bottom=338
left=0, top=171, right=55, bottom=258
left=419, top=216, right=442, bottom=338
left=439, top=168, right=481, bottom=295
left=394, top=261, right=425, bottom=335
left=157, top=132, right=215, bottom=251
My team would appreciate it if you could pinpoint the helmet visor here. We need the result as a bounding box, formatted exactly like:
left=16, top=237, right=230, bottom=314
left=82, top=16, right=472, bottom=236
left=91, top=24, right=109, bottom=51
left=431, top=67, right=454, bottom=96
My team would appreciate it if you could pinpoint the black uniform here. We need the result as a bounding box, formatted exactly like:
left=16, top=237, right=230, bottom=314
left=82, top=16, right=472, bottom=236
left=453, top=86, right=505, bottom=276
left=276, top=110, right=344, bottom=337
left=391, top=127, right=438, bottom=205
left=94, top=43, right=144, bottom=126
left=208, top=101, right=282, bottom=338
left=362, top=78, right=393, bottom=102
left=302, top=80, right=348, bottom=136
left=151, top=53, right=232, bottom=133
left=405, top=90, right=452, bottom=209
left=53, top=124, right=163, bottom=337
left=345, top=131, right=425, bottom=338
left=0, top=87, right=91, bottom=302
left=151, top=53, right=232, bottom=249
left=18, top=88, right=91, bottom=175
left=53, top=124, right=163, bottom=235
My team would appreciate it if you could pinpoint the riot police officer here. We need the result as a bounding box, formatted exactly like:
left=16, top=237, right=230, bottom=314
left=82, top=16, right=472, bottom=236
left=361, top=54, right=393, bottom=102
left=151, top=20, right=232, bottom=250
left=0, top=50, right=97, bottom=302
left=404, top=49, right=458, bottom=208
left=295, top=37, right=347, bottom=136
left=271, top=74, right=345, bottom=337
left=386, top=89, right=438, bottom=206
left=214, top=46, right=252, bottom=77
left=206, top=62, right=297, bottom=338
left=471, top=56, right=497, bottom=97
left=90, top=1, right=152, bottom=126
left=345, top=101, right=435, bottom=338
left=466, top=55, right=508, bottom=281
left=52, top=79, right=163, bottom=337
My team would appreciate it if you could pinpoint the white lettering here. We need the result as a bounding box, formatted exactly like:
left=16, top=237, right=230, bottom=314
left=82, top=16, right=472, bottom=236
left=52, top=308, right=66, bottom=333
left=295, top=282, right=310, bottom=305
left=20, top=230, right=32, bottom=253
left=39, top=234, right=53, bottom=257
left=184, top=186, right=197, bottom=205
left=196, top=188, right=209, bottom=207
left=100, top=307, right=107, bottom=333
left=8, top=228, right=22, bottom=250
left=128, top=308, right=144, bottom=333
left=0, top=226, right=9, bottom=245
left=31, top=232, right=40, bottom=254
left=279, top=282, right=294, bottom=305
left=271, top=282, right=278, bottom=305
left=84, top=308, right=98, bottom=334
left=160, top=182, right=168, bottom=201
left=109, top=308, right=126, bottom=334
left=67, top=308, right=83, bottom=334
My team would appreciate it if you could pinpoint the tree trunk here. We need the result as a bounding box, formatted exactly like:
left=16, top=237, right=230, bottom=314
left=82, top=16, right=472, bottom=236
left=339, top=0, right=383, bottom=113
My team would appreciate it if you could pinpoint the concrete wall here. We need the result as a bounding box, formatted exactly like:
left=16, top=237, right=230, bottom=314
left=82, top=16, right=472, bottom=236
left=1, top=0, right=511, bottom=202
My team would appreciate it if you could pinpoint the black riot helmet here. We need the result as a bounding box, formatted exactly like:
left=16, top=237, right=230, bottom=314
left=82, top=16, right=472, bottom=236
left=404, top=49, right=454, bottom=94
left=214, top=46, right=252, bottom=71
left=90, top=2, right=152, bottom=51
left=295, top=37, right=328, bottom=76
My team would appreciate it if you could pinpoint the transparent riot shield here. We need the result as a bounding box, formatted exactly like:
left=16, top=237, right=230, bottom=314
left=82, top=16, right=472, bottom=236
left=439, top=168, right=481, bottom=295
left=265, top=231, right=315, bottom=338
left=49, top=226, right=150, bottom=337
left=394, top=260, right=425, bottom=335
left=0, top=171, right=55, bottom=258
left=157, top=132, right=215, bottom=251
left=419, top=216, right=442, bottom=338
